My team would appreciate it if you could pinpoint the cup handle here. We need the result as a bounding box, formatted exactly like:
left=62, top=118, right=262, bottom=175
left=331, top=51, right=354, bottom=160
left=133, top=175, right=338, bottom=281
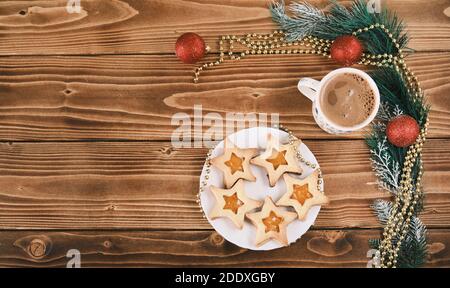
left=298, top=78, right=320, bottom=101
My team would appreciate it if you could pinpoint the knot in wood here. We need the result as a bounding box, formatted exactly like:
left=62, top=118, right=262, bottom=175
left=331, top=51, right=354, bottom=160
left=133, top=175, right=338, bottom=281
left=209, top=232, right=224, bottom=246
left=428, top=242, right=445, bottom=255
left=160, top=146, right=173, bottom=155
left=103, top=240, right=113, bottom=249
left=28, top=238, right=47, bottom=259
left=306, top=231, right=352, bottom=257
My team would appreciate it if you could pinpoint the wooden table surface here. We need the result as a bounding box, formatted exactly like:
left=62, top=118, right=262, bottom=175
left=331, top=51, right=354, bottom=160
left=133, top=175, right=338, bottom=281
left=0, top=0, right=449, bottom=268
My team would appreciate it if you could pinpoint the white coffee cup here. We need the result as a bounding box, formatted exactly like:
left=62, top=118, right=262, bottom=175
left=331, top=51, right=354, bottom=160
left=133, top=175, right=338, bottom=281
left=298, top=67, right=380, bottom=134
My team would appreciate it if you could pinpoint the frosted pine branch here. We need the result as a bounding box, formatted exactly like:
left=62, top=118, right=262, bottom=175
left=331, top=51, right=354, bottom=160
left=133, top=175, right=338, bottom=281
left=408, top=217, right=427, bottom=244
left=372, top=122, right=386, bottom=133
left=371, top=199, right=392, bottom=225
left=372, top=199, right=427, bottom=245
left=370, top=138, right=401, bottom=194
left=270, top=1, right=328, bottom=42
left=393, top=105, right=404, bottom=117
left=398, top=216, right=427, bottom=267
left=377, top=102, right=392, bottom=121
left=371, top=199, right=428, bottom=267
left=377, top=102, right=404, bottom=121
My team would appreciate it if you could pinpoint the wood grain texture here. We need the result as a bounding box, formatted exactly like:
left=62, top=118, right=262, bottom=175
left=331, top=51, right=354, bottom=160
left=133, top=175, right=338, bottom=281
left=0, top=139, right=448, bottom=230
left=0, top=0, right=448, bottom=268
left=0, top=229, right=448, bottom=267
left=0, top=0, right=448, bottom=55
left=0, top=52, right=449, bottom=141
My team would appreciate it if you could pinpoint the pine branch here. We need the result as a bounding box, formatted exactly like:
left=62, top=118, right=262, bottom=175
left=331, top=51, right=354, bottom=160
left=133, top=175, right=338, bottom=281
left=398, top=217, right=428, bottom=268
left=368, top=238, right=381, bottom=250
left=367, top=67, right=430, bottom=198
left=270, top=1, right=328, bottom=42
left=367, top=137, right=401, bottom=193
left=371, top=199, right=393, bottom=225
left=377, top=102, right=403, bottom=121
left=270, top=0, right=429, bottom=268
left=370, top=68, right=430, bottom=126
left=270, top=0, right=409, bottom=54
left=371, top=199, right=428, bottom=268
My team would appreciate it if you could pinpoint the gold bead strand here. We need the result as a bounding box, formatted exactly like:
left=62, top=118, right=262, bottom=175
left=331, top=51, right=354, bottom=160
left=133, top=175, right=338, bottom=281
left=387, top=125, right=428, bottom=268
left=352, top=23, right=428, bottom=268
left=352, top=23, right=404, bottom=70
left=379, top=152, right=415, bottom=257
left=379, top=142, right=421, bottom=267
left=197, top=149, right=214, bottom=218
left=360, top=53, right=395, bottom=68
left=380, top=145, right=418, bottom=267
left=394, top=119, right=429, bottom=264
left=379, top=118, right=429, bottom=268
left=277, top=124, right=324, bottom=194
left=193, top=36, right=227, bottom=83
left=192, top=30, right=326, bottom=83
left=353, top=23, right=402, bottom=53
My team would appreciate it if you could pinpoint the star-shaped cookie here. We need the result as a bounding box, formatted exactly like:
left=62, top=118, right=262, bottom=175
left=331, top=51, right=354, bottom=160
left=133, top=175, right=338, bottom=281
left=209, top=180, right=262, bottom=229
left=276, top=170, right=329, bottom=220
left=250, top=134, right=302, bottom=187
left=246, top=197, right=297, bottom=247
left=210, top=138, right=258, bottom=189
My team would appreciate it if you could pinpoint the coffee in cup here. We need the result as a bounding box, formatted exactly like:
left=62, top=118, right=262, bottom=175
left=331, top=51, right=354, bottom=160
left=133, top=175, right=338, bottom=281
left=298, top=68, right=380, bottom=134
left=320, top=72, right=376, bottom=128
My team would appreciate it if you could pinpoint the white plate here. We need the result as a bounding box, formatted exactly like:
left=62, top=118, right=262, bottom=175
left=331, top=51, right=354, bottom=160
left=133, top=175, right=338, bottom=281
left=199, top=127, right=323, bottom=251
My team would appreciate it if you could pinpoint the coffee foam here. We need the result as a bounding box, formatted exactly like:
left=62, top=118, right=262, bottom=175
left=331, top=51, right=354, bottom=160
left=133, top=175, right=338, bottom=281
left=320, top=73, right=375, bottom=127
left=351, top=74, right=375, bottom=118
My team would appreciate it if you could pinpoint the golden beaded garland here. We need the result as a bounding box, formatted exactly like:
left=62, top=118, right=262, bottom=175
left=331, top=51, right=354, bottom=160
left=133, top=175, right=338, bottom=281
left=192, top=23, right=421, bottom=95
left=193, top=23, right=428, bottom=268
left=193, top=31, right=332, bottom=83
left=378, top=119, right=428, bottom=268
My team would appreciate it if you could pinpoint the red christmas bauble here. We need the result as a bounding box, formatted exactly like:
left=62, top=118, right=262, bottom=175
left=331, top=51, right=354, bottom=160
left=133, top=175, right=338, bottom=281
left=330, top=35, right=364, bottom=67
left=175, top=33, right=207, bottom=64
left=386, top=115, right=420, bottom=148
